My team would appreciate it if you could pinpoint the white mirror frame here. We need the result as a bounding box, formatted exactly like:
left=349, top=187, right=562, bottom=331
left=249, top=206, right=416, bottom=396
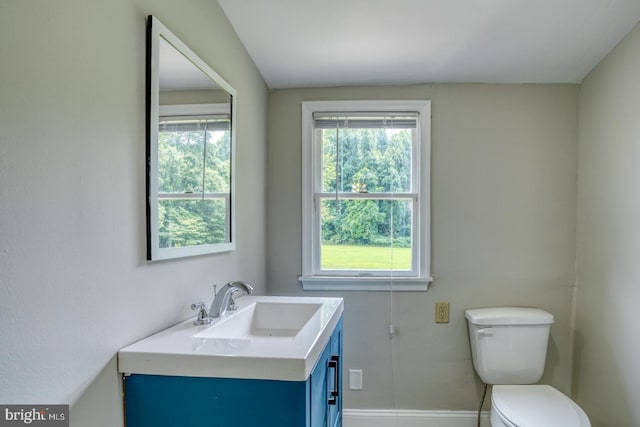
left=146, top=15, right=237, bottom=260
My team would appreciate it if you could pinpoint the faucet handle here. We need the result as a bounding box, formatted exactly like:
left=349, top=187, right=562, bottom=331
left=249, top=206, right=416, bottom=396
left=228, top=293, right=239, bottom=312
left=191, top=302, right=206, bottom=311
left=191, top=302, right=212, bottom=325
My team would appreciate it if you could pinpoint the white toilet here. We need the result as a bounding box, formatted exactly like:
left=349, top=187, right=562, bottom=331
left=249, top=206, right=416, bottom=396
left=465, top=307, right=591, bottom=427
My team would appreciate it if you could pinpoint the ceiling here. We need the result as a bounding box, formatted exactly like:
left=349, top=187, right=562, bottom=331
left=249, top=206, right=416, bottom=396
left=217, top=0, right=640, bottom=89
left=159, top=37, right=222, bottom=91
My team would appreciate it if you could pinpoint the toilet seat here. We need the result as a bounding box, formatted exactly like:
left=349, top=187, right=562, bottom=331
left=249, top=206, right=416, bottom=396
left=492, top=385, right=591, bottom=427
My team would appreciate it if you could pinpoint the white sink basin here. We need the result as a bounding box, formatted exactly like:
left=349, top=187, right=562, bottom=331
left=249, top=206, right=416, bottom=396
left=118, top=296, right=343, bottom=381
left=195, top=302, right=323, bottom=339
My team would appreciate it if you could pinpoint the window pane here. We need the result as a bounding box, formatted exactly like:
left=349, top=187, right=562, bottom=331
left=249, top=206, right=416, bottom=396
left=158, top=121, right=230, bottom=193
left=320, top=125, right=413, bottom=193
left=203, top=129, right=231, bottom=193
left=320, top=199, right=412, bottom=270
left=159, top=199, right=228, bottom=248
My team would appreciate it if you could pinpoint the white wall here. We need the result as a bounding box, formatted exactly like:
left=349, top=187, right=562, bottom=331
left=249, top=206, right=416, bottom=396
left=267, top=84, right=579, bottom=410
left=0, top=1, right=268, bottom=426
left=574, top=22, right=640, bottom=427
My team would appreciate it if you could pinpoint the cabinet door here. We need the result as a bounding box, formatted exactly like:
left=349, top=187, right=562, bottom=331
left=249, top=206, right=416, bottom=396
left=310, top=317, right=343, bottom=427
left=310, top=339, right=331, bottom=427
left=328, top=318, right=343, bottom=427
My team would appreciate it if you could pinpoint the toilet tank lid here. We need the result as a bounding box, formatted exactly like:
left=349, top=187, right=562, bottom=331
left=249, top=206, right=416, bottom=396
left=465, top=307, right=554, bottom=326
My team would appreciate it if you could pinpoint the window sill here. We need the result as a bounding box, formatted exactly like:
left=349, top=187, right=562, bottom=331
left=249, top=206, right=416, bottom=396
left=299, top=275, right=432, bottom=291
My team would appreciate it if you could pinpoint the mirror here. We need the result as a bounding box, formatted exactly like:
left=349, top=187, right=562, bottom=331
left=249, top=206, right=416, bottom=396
left=146, top=15, right=236, bottom=260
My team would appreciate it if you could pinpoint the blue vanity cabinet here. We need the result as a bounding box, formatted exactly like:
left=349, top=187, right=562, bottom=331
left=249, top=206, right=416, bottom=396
left=124, top=317, right=342, bottom=427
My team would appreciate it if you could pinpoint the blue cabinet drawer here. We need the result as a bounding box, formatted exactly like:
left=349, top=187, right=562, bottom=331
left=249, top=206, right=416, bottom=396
left=125, top=375, right=308, bottom=427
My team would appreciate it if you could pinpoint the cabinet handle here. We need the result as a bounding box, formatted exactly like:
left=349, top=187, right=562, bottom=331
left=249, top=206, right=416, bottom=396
left=328, top=355, right=340, bottom=405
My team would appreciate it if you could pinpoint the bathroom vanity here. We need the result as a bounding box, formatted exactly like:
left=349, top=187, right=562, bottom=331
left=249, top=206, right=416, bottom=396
left=119, top=296, right=343, bottom=427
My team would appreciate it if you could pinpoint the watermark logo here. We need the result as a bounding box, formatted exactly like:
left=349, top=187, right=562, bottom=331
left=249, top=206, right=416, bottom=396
left=0, top=406, right=68, bottom=426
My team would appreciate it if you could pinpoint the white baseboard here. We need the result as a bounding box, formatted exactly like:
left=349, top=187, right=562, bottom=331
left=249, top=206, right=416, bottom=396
left=343, top=409, right=491, bottom=427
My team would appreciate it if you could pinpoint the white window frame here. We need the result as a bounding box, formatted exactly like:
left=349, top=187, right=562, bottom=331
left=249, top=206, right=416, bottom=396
left=300, top=100, right=432, bottom=291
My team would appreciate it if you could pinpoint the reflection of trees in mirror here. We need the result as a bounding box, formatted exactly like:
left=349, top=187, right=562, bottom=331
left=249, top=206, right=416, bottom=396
left=157, top=121, right=230, bottom=247
left=158, top=126, right=230, bottom=193
left=159, top=200, right=226, bottom=248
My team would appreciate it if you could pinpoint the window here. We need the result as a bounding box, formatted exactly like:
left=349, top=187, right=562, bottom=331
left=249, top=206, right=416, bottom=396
left=300, top=100, right=431, bottom=291
left=156, top=103, right=231, bottom=250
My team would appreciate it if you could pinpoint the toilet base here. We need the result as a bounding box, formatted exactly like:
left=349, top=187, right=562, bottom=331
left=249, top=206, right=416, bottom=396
left=490, top=408, right=509, bottom=427
left=490, top=385, right=590, bottom=427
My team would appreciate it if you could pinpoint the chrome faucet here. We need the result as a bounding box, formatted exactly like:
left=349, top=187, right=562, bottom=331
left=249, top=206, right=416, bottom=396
left=209, top=281, right=254, bottom=318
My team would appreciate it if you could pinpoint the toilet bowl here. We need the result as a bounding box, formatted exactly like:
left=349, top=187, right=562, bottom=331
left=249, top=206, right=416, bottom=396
left=491, top=385, right=590, bottom=427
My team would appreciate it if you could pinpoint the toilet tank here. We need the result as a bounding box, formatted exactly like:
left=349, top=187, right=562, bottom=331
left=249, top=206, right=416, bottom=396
left=465, top=307, right=554, bottom=385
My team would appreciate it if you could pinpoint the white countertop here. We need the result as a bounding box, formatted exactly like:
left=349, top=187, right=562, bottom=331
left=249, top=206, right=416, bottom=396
left=118, top=296, right=343, bottom=381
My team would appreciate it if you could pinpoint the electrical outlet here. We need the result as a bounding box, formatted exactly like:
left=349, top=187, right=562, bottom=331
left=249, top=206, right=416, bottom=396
left=435, top=302, right=450, bottom=323
left=349, top=369, right=363, bottom=390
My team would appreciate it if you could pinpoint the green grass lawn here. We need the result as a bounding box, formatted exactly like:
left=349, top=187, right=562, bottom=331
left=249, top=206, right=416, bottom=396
left=321, top=244, right=411, bottom=270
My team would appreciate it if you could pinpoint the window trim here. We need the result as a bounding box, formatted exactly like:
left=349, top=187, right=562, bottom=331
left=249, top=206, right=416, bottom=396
left=300, top=100, right=432, bottom=291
